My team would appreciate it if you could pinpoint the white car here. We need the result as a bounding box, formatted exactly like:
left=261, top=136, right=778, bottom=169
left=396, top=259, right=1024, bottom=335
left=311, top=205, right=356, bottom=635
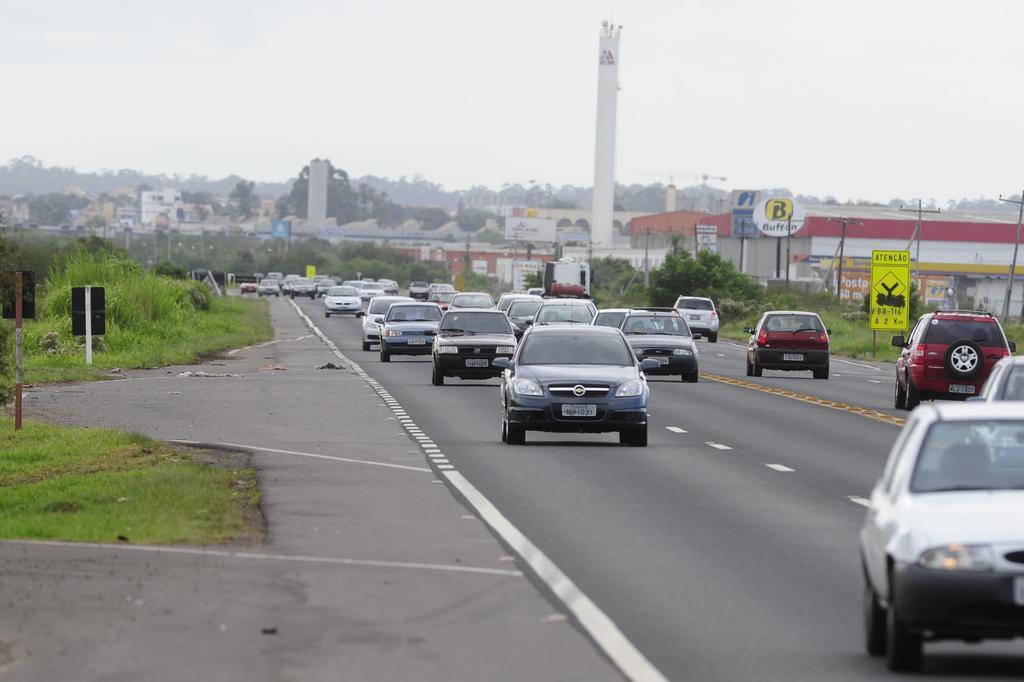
left=450, top=292, right=495, bottom=309
left=674, top=296, right=719, bottom=342
left=361, top=295, right=413, bottom=350
left=860, top=402, right=1024, bottom=672
left=359, top=283, right=386, bottom=303
left=975, top=356, right=1024, bottom=402
left=378, top=278, right=399, bottom=295
left=323, top=286, right=363, bottom=318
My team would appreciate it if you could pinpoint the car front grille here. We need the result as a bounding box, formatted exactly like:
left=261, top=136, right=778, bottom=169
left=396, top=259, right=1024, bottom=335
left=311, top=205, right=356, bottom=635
left=456, top=346, right=498, bottom=355
left=548, top=384, right=611, bottom=397
left=638, top=348, right=673, bottom=356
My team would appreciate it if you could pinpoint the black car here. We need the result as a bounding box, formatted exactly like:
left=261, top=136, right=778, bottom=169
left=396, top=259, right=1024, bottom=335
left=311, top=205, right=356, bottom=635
left=506, top=298, right=544, bottom=339
left=431, top=309, right=517, bottom=385
left=495, top=326, right=660, bottom=446
left=620, top=310, right=699, bottom=382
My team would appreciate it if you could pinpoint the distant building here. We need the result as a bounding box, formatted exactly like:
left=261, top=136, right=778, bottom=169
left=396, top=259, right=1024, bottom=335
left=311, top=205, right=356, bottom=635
left=140, top=188, right=181, bottom=225
left=307, top=160, right=328, bottom=224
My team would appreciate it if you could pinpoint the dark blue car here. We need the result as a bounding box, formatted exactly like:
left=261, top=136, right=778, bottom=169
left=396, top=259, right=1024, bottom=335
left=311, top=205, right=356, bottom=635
left=495, top=326, right=660, bottom=447
left=379, top=303, right=443, bottom=362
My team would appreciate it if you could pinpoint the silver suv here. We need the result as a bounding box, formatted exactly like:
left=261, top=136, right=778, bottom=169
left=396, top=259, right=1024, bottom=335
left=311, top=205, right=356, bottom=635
left=673, top=296, right=718, bottom=342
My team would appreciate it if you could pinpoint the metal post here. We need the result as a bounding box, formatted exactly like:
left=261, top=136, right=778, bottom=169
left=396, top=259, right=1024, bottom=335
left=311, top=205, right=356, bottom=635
left=998, top=190, right=1024, bottom=321
left=14, top=272, right=23, bottom=431
left=739, top=225, right=746, bottom=274
left=837, top=219, right=847, bottom=300
left=775, top=237, right=782, bottom=279
left=643, top=228, right=650, bottom=288
left=900, top=200, right=940, bottom=299
left=785, top=216, right=792, bottom=285
left=85, top=285, right=93, bottom=366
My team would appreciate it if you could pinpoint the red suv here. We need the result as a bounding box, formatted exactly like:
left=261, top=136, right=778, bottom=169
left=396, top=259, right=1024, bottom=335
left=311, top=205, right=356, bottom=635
left=893, top=311, right=1017, bottom=410
left=745, top=310, right=831, bottom=379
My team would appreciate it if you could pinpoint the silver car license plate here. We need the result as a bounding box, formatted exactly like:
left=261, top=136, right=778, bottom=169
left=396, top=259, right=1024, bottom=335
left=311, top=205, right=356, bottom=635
left=562, top=404, right=597, bottom=417
left=783, top=353, right=804, bottom=361
left=1015, top=577, right=1024, bottom=606
left=465, top=358, right=489, bottom=368
left=949, top=384, right=976, bottom=395
left=407, top=338, right=426, bottom=345
left=689, top=314, right=701, bottom=320
left=654, top=357, right=669, bottom=365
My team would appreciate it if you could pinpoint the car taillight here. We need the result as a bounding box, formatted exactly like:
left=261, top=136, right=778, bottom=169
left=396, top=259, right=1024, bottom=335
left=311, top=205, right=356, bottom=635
left=912, top=345, right=925, bottom=364
left=818, top=333, right=829, bottom=347
left=757, top=330, right=768, bottom=346
left=710, top=310, right=717, bottom=318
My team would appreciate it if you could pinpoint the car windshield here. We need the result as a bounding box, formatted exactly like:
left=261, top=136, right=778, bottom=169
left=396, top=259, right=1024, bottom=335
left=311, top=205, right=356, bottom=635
left=924, top=320, right=1003, bottom=346
left=387, top=305, right=442, bottom=322
left=369, top=299, right=404, bottom=314
left=593, top=311, right=627, bottom=328
left=410, top=281, right=428, bottom=288
left=293, top=279, right=312, bottom=286
left=318, top=280, right=337, bottom=287
left=520, top=333, right=634, bottom=366
left=622, top=315, right=691, bottom=336
left=439, top=312, right=512, bottom=335
left=328, top=286, right=358, bottom=296
left=763, top=314, right=824, bottom=333
left=676, top=297, right=713, bottom=310
left=452, top=294, right=494, bottom=308
left=536, top=304, right=594, bottom=324
left=429, top=292, right=456, bottom=303
left=910, top=420, right=1024, bottom=493
left=508, top=300, right=543, bottom=317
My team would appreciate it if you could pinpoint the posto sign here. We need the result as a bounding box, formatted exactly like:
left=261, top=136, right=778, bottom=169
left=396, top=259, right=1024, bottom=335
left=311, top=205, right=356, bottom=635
left=753, top=197, right=806, bottom=237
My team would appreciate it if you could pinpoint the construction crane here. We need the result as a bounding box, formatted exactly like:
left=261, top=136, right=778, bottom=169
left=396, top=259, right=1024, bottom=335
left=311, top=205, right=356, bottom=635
left=696, top=173, right=727, bottom=187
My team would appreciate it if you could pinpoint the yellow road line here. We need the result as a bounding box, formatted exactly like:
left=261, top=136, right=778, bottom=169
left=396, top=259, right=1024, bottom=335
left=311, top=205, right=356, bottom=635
left=701, top=373, right=907, bottom=427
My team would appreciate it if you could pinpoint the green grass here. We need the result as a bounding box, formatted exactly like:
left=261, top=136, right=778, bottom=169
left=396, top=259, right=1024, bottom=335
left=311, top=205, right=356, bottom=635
left=0, top=418, right=260, bottom=544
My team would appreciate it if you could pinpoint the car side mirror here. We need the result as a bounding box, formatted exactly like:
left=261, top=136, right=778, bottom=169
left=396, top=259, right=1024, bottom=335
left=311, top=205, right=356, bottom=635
left=639, top=358, right=660, bottom=371
left=1009, top=341, right=1017, bottom=353
left=492, top=357, right=512, bottom=370
left=524, top=319, right=533, bottom=327
left=891, top=335, right=906, bottom=348
left=743, top=327, right=755, bottom=334
left=692, top=333, right=703, bottom=341
left=826, top=328, right=833, bottom=335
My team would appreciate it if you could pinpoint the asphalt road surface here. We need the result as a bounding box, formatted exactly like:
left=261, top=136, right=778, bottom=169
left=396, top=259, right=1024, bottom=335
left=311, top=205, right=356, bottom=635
left=296, top=297, right=1024, bottom=681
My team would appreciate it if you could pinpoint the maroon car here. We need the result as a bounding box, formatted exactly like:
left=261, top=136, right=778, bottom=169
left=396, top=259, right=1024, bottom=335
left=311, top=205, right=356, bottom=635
left=893, top=310, right=1016, bottom=410
left=745, top=310, right=831, bottom=379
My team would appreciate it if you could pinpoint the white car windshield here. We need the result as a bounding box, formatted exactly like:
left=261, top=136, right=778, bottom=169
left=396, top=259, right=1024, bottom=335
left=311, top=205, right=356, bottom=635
left=910, top=420, right=1024, bottom=493
left=452, top=294, right=494, bottom=308
left=329, top=286, right=358, bottom=297
left=536, top=305, right=594, bottom=324
left=369, top=299, right=404, bottom=314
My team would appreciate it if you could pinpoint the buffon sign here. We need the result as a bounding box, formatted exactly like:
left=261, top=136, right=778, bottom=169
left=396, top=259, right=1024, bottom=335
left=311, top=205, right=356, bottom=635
left=753, top=197, right=805, bottom=237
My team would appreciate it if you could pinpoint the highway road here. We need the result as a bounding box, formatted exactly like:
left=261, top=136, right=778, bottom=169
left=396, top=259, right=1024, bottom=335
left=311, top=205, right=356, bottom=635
left=296, top=298, right=1024, bottom=680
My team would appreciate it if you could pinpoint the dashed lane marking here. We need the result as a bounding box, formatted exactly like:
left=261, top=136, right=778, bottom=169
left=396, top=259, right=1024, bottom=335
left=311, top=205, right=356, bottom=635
left=701, top=372, right=906, bottom=427
left=2, top=540, right=522, bottom=577
left=866, top=379, right=882, bottom=384
left=764, top=464, right=795, bottom=472
left=287, top=297, right=669, bottom=682
left=665, top=426, right=688, bottom=434
left=706, top=442, right=733, bottom=450
left=836, top=358, right=883, bottom=371
left=847, top=496, right=871, bottom=508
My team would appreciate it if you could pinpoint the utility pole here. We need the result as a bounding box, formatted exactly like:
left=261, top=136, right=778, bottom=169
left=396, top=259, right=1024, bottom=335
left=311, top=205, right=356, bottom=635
left=643, top=227, right=651, bottom=287
left=998, top=190, right=1024, bottom=321
left=785, top=216, right=792, bottom=285
left=826, top=216, right=863, bottom=301
left=14, top=271, right=23, bottom=431
left=899, top=200, right=941, bottom=294
left=738, top=218, right=750, bottom=274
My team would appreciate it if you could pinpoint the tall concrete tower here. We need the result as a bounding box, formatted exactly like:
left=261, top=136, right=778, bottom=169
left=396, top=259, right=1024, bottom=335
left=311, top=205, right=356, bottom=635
left=591, top=21, right=621, bottom=248
left=307, top=159, right=328, bottom=224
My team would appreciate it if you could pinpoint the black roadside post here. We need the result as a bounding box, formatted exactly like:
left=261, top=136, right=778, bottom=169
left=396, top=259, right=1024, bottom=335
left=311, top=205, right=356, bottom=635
left=15, top=272, right=22, bottom=431
left=3, top=271, right=34, bottom=431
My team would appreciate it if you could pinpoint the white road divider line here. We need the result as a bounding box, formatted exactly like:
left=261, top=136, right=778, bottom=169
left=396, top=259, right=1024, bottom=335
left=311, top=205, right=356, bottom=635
left=2, top=539, right=521, bottom=577
left=764, top=464, right=795, bottom=473
left=706, top=442, right=732, bottom=450
left=866, top=379, right=882, bottom=384
left=665, top=426, right=688, bottom=434
left=169, top=440, right=431, bottom=473
left=288, top=296, right=668, bottom=682
left=847, top=496, right=871, bottom=508
left=836, top=358, right=882, bottom=371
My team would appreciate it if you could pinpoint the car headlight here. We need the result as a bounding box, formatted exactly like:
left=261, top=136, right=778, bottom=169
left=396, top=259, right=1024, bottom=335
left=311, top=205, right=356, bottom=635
left=512, top=378, right=543, bottom=396
left=673, top=348, right=693, bottom=356
left=918, top=544, right=994, bottom=571
left=496, top=346, right=515, bottom=354
left=384, top=329, right=403, bottom=337
left=437, top=345, right=458, bottom=354
left=615, top=379, right=645, bottom=397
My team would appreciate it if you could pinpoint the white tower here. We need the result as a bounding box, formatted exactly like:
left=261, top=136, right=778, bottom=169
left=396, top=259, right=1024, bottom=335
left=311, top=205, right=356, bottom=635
left=307, top=159, right=328, bottom=224
left=591, top=21, right=621, bottom=249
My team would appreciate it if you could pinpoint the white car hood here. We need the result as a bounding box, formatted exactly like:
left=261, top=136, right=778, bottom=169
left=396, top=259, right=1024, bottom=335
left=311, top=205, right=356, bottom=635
left=325, top=296, right=360, bottom=304
left=894, top=491, right=1024, bottom=559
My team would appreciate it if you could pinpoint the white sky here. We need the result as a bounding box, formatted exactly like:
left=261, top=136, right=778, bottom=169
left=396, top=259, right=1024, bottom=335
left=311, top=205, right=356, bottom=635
left=2, top=0, right=1022, bottom=202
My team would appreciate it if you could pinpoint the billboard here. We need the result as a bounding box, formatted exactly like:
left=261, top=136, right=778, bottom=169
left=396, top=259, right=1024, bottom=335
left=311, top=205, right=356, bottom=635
left=504, top=217, right=557, bottom=243
left=729, top=190, right=760, bottom=238
left=271, top=220, right=291, bottom=240
left=696, top=224, right=718, bottom=253
left=753, top=197, right=806, bottom=237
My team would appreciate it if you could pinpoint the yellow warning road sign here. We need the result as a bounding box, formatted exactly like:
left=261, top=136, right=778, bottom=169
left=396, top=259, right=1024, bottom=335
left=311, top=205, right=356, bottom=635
left=306, top=265, right=317, bottom=279
left=870, top=250, right=910, bottom=331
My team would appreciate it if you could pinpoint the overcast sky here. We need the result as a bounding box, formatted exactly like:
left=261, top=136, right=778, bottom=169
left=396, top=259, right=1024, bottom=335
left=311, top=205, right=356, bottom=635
left=3, top=0, right=1022, bottom=202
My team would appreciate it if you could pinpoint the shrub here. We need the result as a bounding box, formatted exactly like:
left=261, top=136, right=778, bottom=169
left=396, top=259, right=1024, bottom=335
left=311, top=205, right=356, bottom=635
left=0, top=323, right=10, bottom=404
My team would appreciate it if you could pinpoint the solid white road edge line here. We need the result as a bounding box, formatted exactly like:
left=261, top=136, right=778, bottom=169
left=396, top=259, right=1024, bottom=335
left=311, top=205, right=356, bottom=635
left=444, top=470, right=669, bottom=682
left=169, top=440, right=431, bottom=473
left=836, top=358, right=883, bottom=371
left=847, top=496, right=871, bottom=508
left=288, top=297, right=669, bottom=682
left=2, top=539, right=522, bottom=577
left=764, top=464, right=795, bottom=472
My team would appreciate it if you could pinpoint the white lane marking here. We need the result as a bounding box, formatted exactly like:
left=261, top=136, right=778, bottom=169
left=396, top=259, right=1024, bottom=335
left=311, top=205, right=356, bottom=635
left=2, top=540, right=521, bottom=577
left=169, top=440, right=431, bottom=473
left=290, top=297, right=666, bottom=682
left=836, top=358, right=882, bottom=371
left=716, top=353, right=726, bottom=357
left=443, top=470, right=669, bottom=682
left=706, top=442, right=732, bottom=450
left=764, top=464, right=795, bottom=472
left=866, top=379, right=882, bottom=384
left=847, top=496, right=871, bottom=508
left=665, top=426, right=688, bottom=434
left=226, top=335, right=315, bottom=356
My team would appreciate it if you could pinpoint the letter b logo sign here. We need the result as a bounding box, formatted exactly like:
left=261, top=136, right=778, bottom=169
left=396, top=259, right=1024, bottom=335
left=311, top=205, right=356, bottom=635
left=766, top=198, right=793, bottom=221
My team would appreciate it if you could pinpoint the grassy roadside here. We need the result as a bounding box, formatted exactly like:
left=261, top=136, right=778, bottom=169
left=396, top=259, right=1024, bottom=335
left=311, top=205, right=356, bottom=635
left=0, top=417, right=261, bottom=544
